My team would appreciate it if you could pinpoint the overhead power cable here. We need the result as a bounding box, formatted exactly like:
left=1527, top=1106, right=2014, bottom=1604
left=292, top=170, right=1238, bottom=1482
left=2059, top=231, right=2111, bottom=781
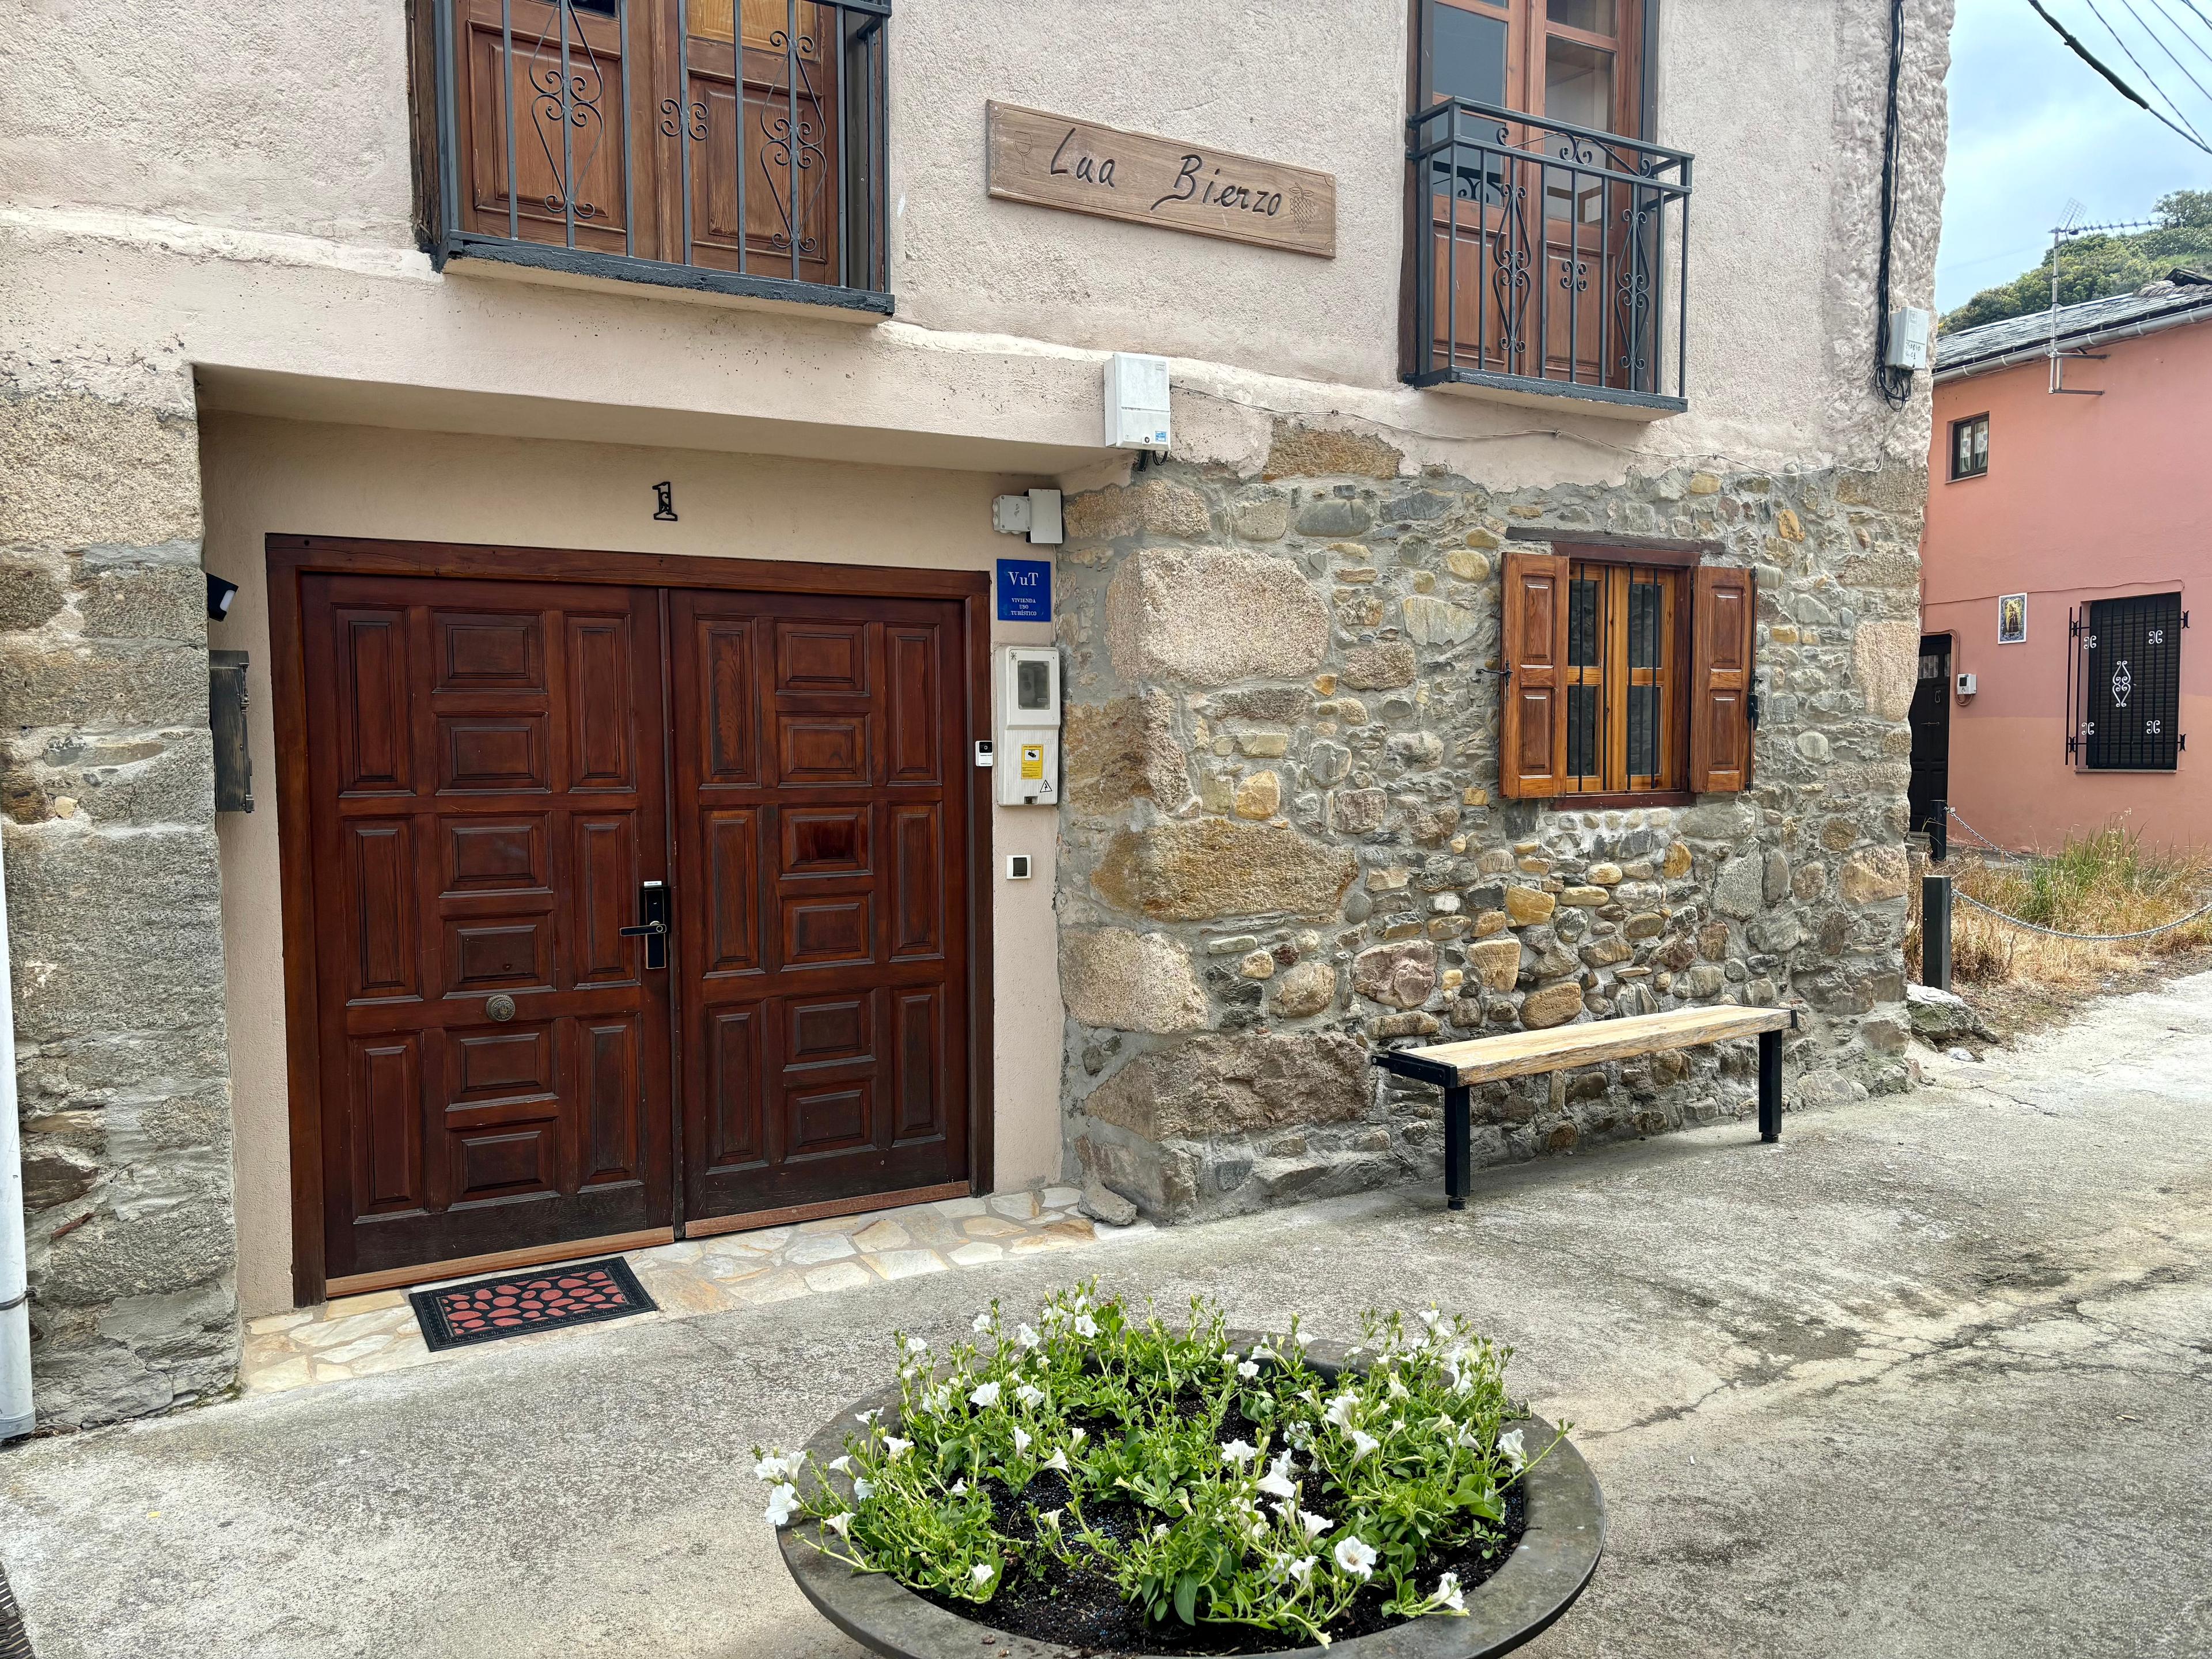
left=2145, top=0, right=2212, bottom=70
left=2026, top=0, right=2212, bottom=153
left=2101, top=0, right=2212, bottom=139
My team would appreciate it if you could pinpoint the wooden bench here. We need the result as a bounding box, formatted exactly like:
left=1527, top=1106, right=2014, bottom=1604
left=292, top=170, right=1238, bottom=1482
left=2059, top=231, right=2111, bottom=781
left=1373, top=1005, right=1800, bottom=1210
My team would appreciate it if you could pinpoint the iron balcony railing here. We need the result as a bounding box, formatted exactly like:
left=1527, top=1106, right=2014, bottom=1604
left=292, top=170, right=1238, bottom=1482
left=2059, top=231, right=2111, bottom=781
left=427, top=0, right=891, bottom=313
left=1406, top=98, right=1692, bottom=410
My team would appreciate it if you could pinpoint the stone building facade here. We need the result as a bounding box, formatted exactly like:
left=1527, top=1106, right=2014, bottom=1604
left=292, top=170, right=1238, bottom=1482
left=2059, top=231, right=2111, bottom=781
left=1056, top=448, right=1925, bottom=1220
left=1, top=0, right=1950, bottom=1429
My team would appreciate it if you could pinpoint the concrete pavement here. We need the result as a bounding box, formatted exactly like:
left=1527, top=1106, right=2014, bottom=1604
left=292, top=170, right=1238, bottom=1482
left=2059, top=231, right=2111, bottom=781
left=5, top=974, right=2210, bottom=1658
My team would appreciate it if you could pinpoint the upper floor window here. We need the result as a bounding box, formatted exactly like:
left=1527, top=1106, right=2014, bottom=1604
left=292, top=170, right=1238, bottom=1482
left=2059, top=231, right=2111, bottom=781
left=1949, top=412, right=1989, bottom=480
left=1404, top=1, right=1692, bottom=411
left=418, top=0, right=891, bottom=312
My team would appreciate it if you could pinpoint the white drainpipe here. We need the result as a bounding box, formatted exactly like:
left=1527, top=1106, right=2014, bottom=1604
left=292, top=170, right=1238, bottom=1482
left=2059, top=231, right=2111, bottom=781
left=0, top=830, right=32, bottom=1443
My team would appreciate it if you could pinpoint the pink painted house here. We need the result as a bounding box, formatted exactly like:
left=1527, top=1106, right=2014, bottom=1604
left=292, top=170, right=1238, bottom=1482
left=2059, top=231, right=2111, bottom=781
left=1916, top=274, right=2212, bottom=852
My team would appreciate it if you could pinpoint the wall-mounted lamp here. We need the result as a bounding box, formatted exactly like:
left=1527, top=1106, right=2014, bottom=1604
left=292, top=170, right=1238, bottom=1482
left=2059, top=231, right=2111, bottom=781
left=206, top=574, right=239, bottom=622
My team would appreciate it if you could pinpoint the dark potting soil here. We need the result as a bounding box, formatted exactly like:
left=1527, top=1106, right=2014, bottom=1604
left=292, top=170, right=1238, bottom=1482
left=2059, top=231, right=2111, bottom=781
left=907, top=1464, right=1527, bottom=1656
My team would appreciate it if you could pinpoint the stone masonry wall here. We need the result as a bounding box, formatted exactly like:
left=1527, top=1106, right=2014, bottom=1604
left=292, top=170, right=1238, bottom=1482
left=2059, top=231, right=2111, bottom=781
left=0, top=375, right=238, bottom=1429
left=1056, top=426, right=1923, bottom=1222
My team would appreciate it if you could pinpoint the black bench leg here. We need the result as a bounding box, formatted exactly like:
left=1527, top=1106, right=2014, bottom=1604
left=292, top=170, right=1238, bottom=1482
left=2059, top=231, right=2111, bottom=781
left=1758, top=1028, right=1782, bottom=1143
left=1445, top=1085, right=1471, bottom=1210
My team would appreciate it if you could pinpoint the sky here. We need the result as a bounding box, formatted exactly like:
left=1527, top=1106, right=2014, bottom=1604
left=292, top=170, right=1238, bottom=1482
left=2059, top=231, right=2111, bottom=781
left=1937, top=0, right=2211, bottom=311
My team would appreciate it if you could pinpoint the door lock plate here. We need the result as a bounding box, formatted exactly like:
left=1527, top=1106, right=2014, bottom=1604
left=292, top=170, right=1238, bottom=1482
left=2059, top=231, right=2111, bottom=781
left=619, top=878, right=669, bottom=970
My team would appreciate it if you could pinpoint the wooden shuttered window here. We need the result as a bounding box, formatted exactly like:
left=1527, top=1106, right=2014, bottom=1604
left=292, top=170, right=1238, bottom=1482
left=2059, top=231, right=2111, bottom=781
left=1499, top=550, right=1569, bottom=797
left=1499, top=549, right=1753, bottom=800
left=1688, top=564, right=1755, bottom=793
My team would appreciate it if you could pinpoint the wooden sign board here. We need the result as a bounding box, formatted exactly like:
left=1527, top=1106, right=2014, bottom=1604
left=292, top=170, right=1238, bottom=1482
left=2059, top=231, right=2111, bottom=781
left=986, top=101, right=1335, bottom=259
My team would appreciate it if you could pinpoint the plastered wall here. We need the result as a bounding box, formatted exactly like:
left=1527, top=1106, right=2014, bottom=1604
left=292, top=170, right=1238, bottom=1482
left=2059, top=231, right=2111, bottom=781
left=199, top=413, right=1062, bottom=1317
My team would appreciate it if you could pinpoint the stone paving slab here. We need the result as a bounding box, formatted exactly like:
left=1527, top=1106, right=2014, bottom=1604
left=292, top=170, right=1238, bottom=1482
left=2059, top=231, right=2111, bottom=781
left=238, top=1185, right=1122, bottom=1397
left=6, top=982, right=2212, bottom=1658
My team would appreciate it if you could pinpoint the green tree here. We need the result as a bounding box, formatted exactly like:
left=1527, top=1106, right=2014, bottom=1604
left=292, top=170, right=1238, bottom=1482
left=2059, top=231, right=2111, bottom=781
left=1942, top=187, right=2212, bottom=332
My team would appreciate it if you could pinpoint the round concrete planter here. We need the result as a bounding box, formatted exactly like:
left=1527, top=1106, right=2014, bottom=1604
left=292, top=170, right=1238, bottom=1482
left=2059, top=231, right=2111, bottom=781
left=777, top=1339, right=1605, bottom=1659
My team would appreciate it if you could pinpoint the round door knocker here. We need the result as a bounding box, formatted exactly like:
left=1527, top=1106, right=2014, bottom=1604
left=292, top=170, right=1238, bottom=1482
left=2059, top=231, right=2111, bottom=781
left=485, top=994, right=516, bottom=1024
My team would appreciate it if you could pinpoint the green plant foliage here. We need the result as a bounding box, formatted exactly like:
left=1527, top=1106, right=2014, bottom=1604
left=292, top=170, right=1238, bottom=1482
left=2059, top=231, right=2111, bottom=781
left=1943, top=188, right=2212, bottom=334
left=752, top=1282, right=1564, bottom=1649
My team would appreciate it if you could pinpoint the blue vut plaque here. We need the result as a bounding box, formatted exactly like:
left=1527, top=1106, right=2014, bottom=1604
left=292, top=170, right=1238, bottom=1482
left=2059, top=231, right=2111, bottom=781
left=996, top=558, right=1052, bottom=622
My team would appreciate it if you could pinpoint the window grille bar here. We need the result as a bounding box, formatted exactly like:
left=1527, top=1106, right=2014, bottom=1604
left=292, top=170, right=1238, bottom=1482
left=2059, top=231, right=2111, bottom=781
left=788, top=0, right=801, bottom=281
left=435, top=0, right=463, bottom=240
left=503, top=0, right=520, bottom=241
left=619, top=0, right=634, bottom=255
left=559, top=1, right=576, bottom=249
left=835, top=1, right=849, bottom=290
left=677, top=0, right=693, bottom=267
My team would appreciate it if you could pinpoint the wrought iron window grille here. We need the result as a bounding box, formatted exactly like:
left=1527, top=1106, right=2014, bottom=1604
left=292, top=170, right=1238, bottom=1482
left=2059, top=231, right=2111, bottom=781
left=426, top=0, right=892, bottom=315
left=1405, top=97, right=1692, bottom=411
left=2067, top=593, right=2186, bottom=770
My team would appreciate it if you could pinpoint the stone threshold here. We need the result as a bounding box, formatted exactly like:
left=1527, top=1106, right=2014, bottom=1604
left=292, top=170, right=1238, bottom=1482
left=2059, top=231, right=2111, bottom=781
left=240, top=1187, right=1149, bottom=1398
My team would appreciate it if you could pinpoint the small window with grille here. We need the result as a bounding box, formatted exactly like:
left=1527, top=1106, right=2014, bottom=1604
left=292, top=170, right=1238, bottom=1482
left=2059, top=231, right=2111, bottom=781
left=2077, top=591, right=2183, bottom=771
left=1949, top=413, right=1988, bottom=481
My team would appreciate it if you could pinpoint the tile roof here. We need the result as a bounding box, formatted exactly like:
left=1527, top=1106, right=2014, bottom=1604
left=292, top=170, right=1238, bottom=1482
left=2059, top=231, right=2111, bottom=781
left=1937, top=275, right=2212, bottom=374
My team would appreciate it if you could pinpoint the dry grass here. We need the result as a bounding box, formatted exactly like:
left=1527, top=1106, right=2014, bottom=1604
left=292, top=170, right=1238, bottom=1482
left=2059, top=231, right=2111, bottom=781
left=1907, top=824, right=2212, bottom=994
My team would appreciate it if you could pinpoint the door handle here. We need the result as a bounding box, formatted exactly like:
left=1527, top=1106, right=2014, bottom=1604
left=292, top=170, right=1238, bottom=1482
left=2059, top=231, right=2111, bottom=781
left=619, top=878, right=669, bottom=971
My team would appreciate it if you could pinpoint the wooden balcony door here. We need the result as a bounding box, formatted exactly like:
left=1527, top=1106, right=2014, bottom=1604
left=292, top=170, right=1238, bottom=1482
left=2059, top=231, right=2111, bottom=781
left=1420, top=0, right=1646, bottom=388
left=293, top=563, right=976, bottom=1293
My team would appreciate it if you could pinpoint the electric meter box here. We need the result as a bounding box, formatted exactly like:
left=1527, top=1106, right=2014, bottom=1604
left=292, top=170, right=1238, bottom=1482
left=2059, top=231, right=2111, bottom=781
left=1104, top=352, right=1171, bottom=450
left=994, top=646, right=1061, bottom=806
left=1885, top=306, right=1933, bottom=372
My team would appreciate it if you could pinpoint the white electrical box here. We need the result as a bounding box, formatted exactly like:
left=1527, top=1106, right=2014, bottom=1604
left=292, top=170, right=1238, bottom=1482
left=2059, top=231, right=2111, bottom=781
left=995, top=645, right=1060, bottom=806
left=1956, top=671, right=1976, bottom=699
left=991, top=488, right=1065, bottom=546
left=1886, top=306, right=1933, bottom=372
left=1104, top=352, right=1171, bottom=450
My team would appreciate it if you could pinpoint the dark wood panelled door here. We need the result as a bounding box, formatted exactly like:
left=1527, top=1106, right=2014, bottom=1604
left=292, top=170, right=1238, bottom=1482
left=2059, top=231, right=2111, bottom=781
left=301, top=575, right=675, bottom=1281
left=667, top=590, right=972, bottom=1224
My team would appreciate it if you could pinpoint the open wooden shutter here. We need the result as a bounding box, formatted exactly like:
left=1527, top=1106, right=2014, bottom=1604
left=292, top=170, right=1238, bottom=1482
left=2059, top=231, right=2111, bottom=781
left=1689, top=564, right=1755, bottom=793
left=1499, top=550, right=1569, bottom=798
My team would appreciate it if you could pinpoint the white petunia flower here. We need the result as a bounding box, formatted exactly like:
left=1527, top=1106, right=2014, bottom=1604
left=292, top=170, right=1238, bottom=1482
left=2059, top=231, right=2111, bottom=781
left=1152, top=1523, right=1170, bottom=1541
left=763, top=1483, right=800, bottom=1528
left=1323, top=1391, right=1359, bottom=1427
left=1016, top=1323, right=1041, bottom=1350
left=1039, top=1508, right=1063, bottom=1529
left=752, top=1452, right=792, bottom=1483
left=1219, top=1438, right=1259, bottom=1465
left=1419, top=1306, right=1441, bottom=1327
left=1455, top=1423, right=1482, bottom=1451
left=972, top=1309, right=994, bottom=1333
left=1286, top=1554, right=1317, bottom=1584
left=824, top=1511, right=854, bottom=1538
left=1291, top=1330, right=1312, bottom=1349
left=1013, top=1427, right=1032, bottom=1454
left=1042, top=1449, right=1071, bottom=1473
left=829, top=1455, right=851, bottom=1475
left=1388, top=1372, right=1410, bottom=1400
left=905, top=1336, right=929, bottom=1355
left=1066, top=1426, right=1088, bottom=1449
left=1016, top=1383, right=1046, bottom=1408
left=969, top=1381, right=1002, bottom=1409
left=853, top=1478, right=874, bottom=1502
left=1435, top=1570, right=1466, bottom=1613
left=1237, top=1359, right=1260, bottom=1381
left=1300, top=1510, right=1331, bottom=1539
left=1497, top=1428, right=1526, bottom=1469
left=855, top=1407, right=884, bottom=1426
left=1257, top=1448, right=1299, bottom=1500
left=884, top=1437, right=913, bottom=1461
left=1334, top=1536, right=1378, bottom=1580
left=1072, top=1313, right=1099, bottom=1340
left=971, top=1562, right=995, bottom=1588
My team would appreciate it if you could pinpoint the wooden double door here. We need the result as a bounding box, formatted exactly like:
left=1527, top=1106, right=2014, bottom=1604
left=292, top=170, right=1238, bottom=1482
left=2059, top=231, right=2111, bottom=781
left=294, top=566, right=976, bottom=1290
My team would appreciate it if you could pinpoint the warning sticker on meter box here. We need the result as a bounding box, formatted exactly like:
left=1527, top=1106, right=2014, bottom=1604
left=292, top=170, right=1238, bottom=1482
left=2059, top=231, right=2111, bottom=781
left=1020, top=744, right=1045, bottom=780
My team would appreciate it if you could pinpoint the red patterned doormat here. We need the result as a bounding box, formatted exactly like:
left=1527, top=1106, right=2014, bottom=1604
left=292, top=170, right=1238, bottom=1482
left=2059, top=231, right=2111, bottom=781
left=407, top=1256, right=658, bottom=1352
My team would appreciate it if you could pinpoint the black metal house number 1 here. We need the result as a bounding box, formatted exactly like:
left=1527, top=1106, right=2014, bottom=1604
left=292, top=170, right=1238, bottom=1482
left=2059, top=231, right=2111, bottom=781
left=654, top=481, right=678, bottom=522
